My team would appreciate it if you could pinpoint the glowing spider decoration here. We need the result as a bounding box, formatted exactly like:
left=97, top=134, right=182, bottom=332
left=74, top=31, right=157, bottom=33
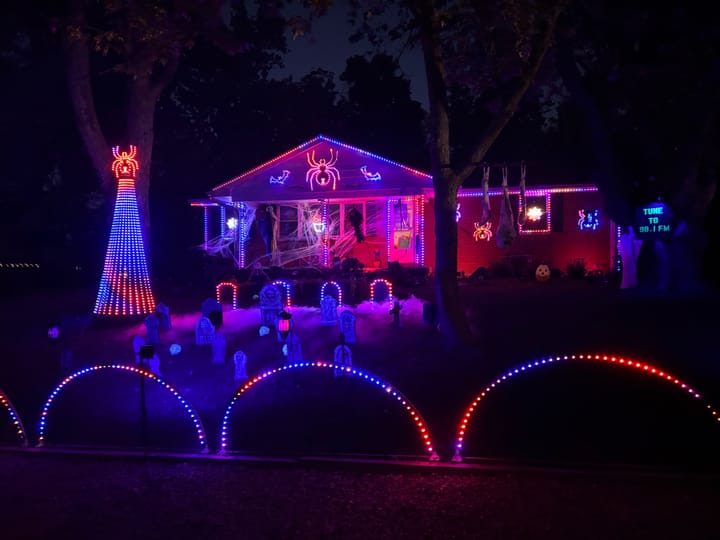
left=360, top=165, right=381, bottom=181
left=306, top=149, right=340, bottom=191
left=270, top=170, right=290, bottom=185
left=473, top=221, right=493, bottom=242
left=527, top=206, right=544, bottom=222
left=111, top=145, right=139, bottom=179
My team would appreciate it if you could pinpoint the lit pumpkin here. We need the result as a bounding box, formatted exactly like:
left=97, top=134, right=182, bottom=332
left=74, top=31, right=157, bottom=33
left=535, top=264, right=551, bottom=282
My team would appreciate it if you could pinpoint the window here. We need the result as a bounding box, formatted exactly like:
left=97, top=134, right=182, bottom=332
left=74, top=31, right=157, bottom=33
left=365, top=201, right=379, bottom=237
left=278, top=204, right=298, bottom=238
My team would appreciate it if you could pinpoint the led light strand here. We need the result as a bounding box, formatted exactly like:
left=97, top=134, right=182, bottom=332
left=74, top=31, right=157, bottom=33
left=386, top=199, right=393, bottom=264
left=216, top=282, right=239, bottom=310
left=0, top=388, right=27, bottom=446
left=203, top=207, right=209, bottom=249
left=219, top=361, right=437, bottom=458
left=212, top=134, right=431, bottom=193
left=418, top=195, right=425, bottom=266
left=518, top=193, right=551, bottom=235
left=37, top=364, right=207, bottom=451
left=458, top=185, right=598, bottom=198
left=272, top=280, right=292, bottom=307
left=453, top=353, right=720, bottom=461
left=320, top=281, right=343, bottom=306
left=239, top=202, right=246, bottom=268
left=322, top=200, right=329, bottom=266
left=369, top=279, right=393, bottom=303
left=93, top=145, right=156, bottom=316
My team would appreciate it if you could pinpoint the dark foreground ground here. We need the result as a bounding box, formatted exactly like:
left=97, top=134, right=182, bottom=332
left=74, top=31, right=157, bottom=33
left=2, top=278, right=720, bottom=538
left=1, top=450, right=718, bottom=540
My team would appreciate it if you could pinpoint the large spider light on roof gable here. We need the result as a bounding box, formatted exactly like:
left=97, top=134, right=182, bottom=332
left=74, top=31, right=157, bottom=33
left=306, top=149, right=340, bottom=191
left=94, top=145, right=156, bottom=316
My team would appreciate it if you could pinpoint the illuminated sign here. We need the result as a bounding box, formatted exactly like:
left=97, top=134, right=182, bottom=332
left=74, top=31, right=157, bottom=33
left=635, top=202, right=672, bottom=237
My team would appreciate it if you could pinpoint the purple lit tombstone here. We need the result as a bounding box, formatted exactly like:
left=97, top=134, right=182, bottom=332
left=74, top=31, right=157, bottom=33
left=339, top=310, right=356, bottom=344
left=156, top=303, right=171, bottom=330
left=320, top=294, right=338, bottom=325
left=285, top=332, right=303, bottom=364
left=233, top=351, right=248, bottom=381
left=195, top=317, right=215, bottom=345
left=334, top=339, right=352, bottom=377
left=259, top=284, right=282, bottom=328
left=132, top=335, right=146, bottom=365
left=144, top=314, right=160, bottom=345
left=201, top=297, right=222, bottom=318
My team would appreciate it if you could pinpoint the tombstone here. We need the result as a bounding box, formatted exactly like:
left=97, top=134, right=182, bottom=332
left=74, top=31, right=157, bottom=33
left=339, top=310, right=357, bottom=344
left=212, top=332, right=226, bottom=364
left=195, top=317, right=215, bottom=345
left=144, top=314, right=160, bottom=345
left=156, top=303, right=171, bottom=330
left=259, top=284, right=283, bottom=327
left=201, top=297, right=222, bottom=318
left=320, top=295, right=338, bottom=325
left=233, top=351, right=248, bottom=382
left=149, top=354, right=162, bottom=376
left=334, top=343, right=352, bottom=377
left=285, top=332, right=303, bottom=364
left=132, top=335, right=146, bottom=364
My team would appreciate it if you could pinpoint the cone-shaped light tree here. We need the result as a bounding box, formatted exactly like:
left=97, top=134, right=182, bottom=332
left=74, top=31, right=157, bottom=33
left=93, top=146, right=156, bottom=316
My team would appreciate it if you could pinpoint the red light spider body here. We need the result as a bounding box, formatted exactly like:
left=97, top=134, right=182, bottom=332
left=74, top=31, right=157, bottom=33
left=306, top=149, right=340, bottom=190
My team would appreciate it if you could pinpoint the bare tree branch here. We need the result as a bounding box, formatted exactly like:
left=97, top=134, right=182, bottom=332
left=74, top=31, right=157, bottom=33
left=454, top=2, right=564, bottom=186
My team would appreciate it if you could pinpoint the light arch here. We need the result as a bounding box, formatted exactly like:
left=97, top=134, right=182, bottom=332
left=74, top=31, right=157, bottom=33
left=453, top=353, right=720, bottom=461
left=37, top=364, right=207, bottom=451
left=0, top=388, right=27, bottom=446
left=369, top=279, right=393, bottom=303
left=216, top=281, right=239, bottom=309
left=320, top=281, right=342, bottom=306
left=220, top=361, right=437, bottom=460
left=272, top=280, right=292, bottom=307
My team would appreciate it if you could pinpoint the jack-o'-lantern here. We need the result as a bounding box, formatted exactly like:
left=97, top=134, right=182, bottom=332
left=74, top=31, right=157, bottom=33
left=535, top=264, right=551, bottom=282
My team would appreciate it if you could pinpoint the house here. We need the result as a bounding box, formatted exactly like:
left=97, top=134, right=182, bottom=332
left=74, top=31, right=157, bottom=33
left=191, top=135, right=616, bottom=278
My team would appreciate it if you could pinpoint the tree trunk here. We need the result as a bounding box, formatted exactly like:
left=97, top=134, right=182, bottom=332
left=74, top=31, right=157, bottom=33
left=433, top=176, right=472, bottom=342
left=61, top=1, right=113, bottom=195
left=127, top=80, right=159, bottom=256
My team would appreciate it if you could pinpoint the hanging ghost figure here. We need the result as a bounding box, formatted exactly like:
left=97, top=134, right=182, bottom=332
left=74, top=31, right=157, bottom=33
left=477, top=165, right=491, bottom=228
left=517, top=161, right=527, bottom=227
left=496, top=165, right=517, bottom=248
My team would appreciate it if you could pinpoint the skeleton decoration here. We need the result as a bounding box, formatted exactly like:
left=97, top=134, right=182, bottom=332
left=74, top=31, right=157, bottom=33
left=306, top=149, right=340, bottom=190
left=473, top=221, right=493, bottom=242
left=496, top=165, right=517, bottom=248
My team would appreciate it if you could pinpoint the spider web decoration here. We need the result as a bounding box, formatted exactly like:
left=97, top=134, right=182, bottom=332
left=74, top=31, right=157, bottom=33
left=94, top=146, right=156, bottom=316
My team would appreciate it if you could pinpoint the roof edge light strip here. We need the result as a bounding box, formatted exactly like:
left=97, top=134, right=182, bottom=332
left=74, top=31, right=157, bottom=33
left=453, top=353, right=720, bottom=462
left=212, top=135, right=432, bottom=192
left=0, top=388, right=27, bottom=446
left=219, top=361, right=438, bottom=460
left=37, top=365, right=208, bottom=451
left=458, top=185, right=598, bottom=197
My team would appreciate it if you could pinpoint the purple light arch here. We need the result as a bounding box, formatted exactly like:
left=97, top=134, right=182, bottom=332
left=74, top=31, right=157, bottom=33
left=453, top=353, right=720, bottom=462
left=37, top=364, right=207, bottom=451
left=0, top=388, right=27, bottom=446
left=220, top=361, right=438, bottom=460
